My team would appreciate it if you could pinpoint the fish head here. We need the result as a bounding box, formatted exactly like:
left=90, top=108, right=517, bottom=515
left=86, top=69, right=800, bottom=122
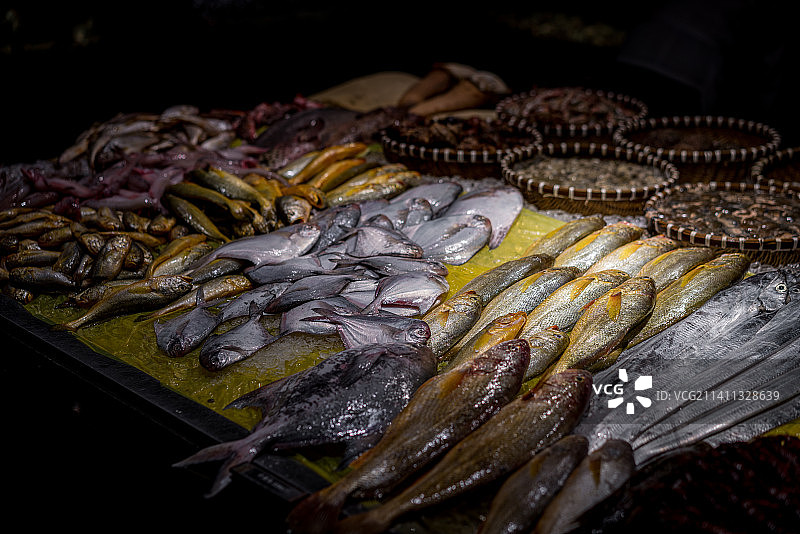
left=535, top=368, right=594, bottom=408
left=400, top=320, right=432, bottom=346
left=472, top=338, right=531, bottom=378
left=756, top=270, right=792, bottom=311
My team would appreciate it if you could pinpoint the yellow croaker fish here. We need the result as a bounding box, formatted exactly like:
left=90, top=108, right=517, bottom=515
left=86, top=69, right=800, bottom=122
left=585, top=235, right=680, bottom=276
left=287, top=142, right=369, bottom=185
left=544, top=276, right=658, bottom=377
left=625, top=252, right=751, bottom=346
left=443, top=311, right=528, bottom=369
left=524, top=216, right=606, bottom=257
left=635, top=246, right=717, bottom=292
left=519, top=269, right=631, bottom=339
left=522, top=327, right=571, bottom=381
left=552, top=222, right=644, bottom=274
left=451, top=254, right=554, bottom=308
left=277, top=150, right=320, bottom=179
left=305, top=158, right=374, bottom=192
left=448, top=267, right=581, bottom=357
left=422, top=290, right=484, bottom=361
left=326, top=172, right=415, bottom=207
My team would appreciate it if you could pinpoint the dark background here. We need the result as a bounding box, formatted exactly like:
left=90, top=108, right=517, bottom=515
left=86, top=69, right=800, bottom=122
left=2, top=0, right=798, bottom=529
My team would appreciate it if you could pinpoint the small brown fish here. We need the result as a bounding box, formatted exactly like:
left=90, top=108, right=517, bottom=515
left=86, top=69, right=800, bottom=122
left=477, top=434, right=589, bottom=534
left=91, top=234, right=132, bottom=281
left=146, top=233, right=207, bottom=278
left=57, top=274, right=194, bottom=331
left=533, top=439, right=636, bottom=534
left=163, top=194, right=231, bottom=243
left=287, top=142, right=368, bottom=185
left=138, top=274, right=253, bottom=321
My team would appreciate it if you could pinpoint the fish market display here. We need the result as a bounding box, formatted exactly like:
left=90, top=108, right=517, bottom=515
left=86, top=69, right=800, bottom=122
left=175, top=342, right=436, bottom=497
left=286, top=339, right=531, bottom=534
left=523, top=215, right=606, bottom=257
left=334, top=369, right=593, bottom=534
left=441, top=185, right=524, bottom=249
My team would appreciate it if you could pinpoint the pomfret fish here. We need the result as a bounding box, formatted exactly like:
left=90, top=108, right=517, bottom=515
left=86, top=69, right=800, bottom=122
left=519, top=269, right=631, bottom=338
left=329, top=254, right=449, bottom=277
left=451, top=253, right=554, bottom=308
left=306, top=308, right=431, bottom=348
left=279, top=296, right=361, bottom=336
left=154, top=286, right=221, bottom=358
left=544, top=276, right=657, bottom=378
left=388, top=181, right=463, bottom=216
left=58, top=274, right=194, bottom=331
left=533, top=439, right=636, bottom=534
left=624, top=252, right=750, bottom=346
left=199, top=301, right=275, bottom=371
left=524, top=216, right=606, bottom=257
left=306, top=203, right=361, bottom=254
left=341, top=225, right=423, bottom=258
left=635, top=245, right=716, bottom=292
left=449, top=267, right=580, bottom=357
left=361, top=272, right=450, bottom=316
left=422, top=290, right=483, bottom=360
left=477, top=435, right=589, bottom=534
left=403, top=213, right=492, bottom=265
left=217, top=281, right=291, bottom=323
left=264, top=273, right=370, bottom=314
left=552, top=222, right=644, bottom=273
left=584, top=235, right=680, bottom=276
left=286, top=339, right=531, bottom=534
left=442, top=185, right=524, bottom=249
left=245, top=255, right=339, bottom=285
left=185, top=222, right=321, bottom=271
left=442, top=311, right=528, bottom=370
left=334, top=369, right=593, bottom=534
left=368, top=196, right=433, bottom=231
left=175, top=343, right=436, bottom=497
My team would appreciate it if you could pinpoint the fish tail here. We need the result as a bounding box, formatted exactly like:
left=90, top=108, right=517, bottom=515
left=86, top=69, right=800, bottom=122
left=286, top=485, right=349, bottom=534
left=173, top=435, right=263, bottom=498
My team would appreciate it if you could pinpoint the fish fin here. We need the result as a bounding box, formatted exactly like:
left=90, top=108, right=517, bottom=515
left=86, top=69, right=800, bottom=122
left=606, top=290, right=623, bottom=321
left=286, top=486, right=348, bottom=534
left=435, top=367, right=469, bottom=399
left=172, top=434, right=263, bottom=498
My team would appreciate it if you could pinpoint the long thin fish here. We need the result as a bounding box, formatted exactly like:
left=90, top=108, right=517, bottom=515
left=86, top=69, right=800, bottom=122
left=524, top=216, right=606, bottom=257
left=552, top=222, right=644, bottom=274
left=451, top=253, right=554, bottom=308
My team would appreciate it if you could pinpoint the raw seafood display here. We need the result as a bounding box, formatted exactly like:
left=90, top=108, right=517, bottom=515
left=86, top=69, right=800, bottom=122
left=3, top=79, right=799, bottom=534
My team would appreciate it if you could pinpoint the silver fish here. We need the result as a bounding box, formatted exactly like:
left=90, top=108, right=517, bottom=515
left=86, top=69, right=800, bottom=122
left=442, top=185, right=524, bottom=249
left=217, top=281, right=291, bottom=323
left=199, top=300, right=276, bottom=371
left=361, top=272, right=450, bottom=316
left=306, top=308, right=431, bottom=348
left=279, top=297, right=362, bottom=336
left=388, top=181, right=463, bottom=216
left=264, top=273, right=370, bottom=314
left=185, top=222, right=322, bottom=271
left=154, top=286, right=221, bottom=358
left=245, top=255, right=340, bottom=285
left=341, top=225, right=423, bottom=258
left=328, top=254, right=449, bottom=277
left=404, top=213, right=492, bottom=265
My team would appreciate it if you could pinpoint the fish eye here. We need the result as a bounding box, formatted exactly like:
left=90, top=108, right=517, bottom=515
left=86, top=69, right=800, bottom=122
left=776, top=283, right=787, bottom=292
left=792, top=287, right=800, bottom=293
